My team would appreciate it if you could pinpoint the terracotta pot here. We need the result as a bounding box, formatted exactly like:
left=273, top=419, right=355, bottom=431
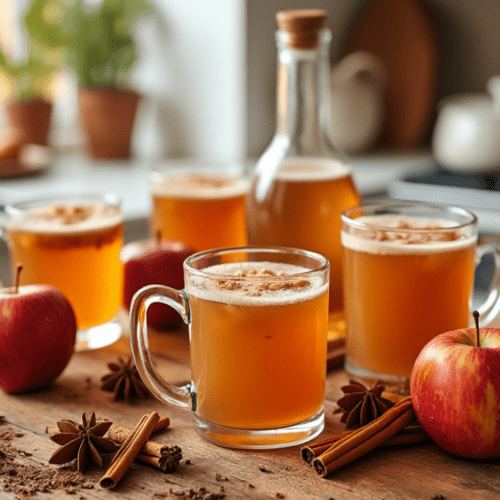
left=5, top=99, right=53, bottom=146
left=78, top=87, right=140, bottom=159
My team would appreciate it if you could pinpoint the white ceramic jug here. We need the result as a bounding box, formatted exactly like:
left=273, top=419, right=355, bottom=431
left=329, top=51, right=387, bottom=153
left=432, top=76, right=500, bottom=173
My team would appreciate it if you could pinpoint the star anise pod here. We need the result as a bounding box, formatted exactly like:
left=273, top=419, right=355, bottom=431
left=101, top=356, right=150, bottom=401
left=48, top=412, right=120, bottom=471
left=335, top=380, right=395, bottom=429
left=159, top=445, right=183, bottom=472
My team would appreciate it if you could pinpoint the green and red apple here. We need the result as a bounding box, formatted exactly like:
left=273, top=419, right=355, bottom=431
left=0, top=266, right=77, bottom=393
left=121, top=238, right=194, bottom=328
left=411, top=311, right=500, bottom=459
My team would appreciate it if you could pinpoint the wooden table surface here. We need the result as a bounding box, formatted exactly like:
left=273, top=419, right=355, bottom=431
left=1, top=321, right=499, bottom=500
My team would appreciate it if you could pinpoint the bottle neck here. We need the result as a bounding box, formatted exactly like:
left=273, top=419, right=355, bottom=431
left=275, top=29, right=332, bottom=154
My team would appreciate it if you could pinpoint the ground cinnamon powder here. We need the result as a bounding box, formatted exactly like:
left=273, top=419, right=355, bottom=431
left=0, top=430, right=94, bottom=498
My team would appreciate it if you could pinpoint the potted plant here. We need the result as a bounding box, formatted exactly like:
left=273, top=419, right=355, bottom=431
left=59, top=0, right=153, bottom=159
left=0, top=0, right=67, bottom=146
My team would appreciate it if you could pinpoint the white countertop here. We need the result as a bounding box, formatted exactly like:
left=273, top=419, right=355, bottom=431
left=0, top=149, right=434, bottom=221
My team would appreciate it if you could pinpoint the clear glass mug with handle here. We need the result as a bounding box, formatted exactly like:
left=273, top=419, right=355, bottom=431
left=129, top=246, right=330, bottom=449
left=0, top=193, right=124, bottom=351
left=341, top=200, right=500, bottom=392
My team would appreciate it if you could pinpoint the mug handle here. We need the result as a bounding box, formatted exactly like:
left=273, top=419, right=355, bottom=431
left=130, top=284, right=194, bottom=411
left=475, top=237, right=500, bottom=325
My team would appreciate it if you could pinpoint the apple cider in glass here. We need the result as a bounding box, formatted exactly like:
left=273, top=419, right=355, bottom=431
left=150, top=172, right=248, bottom=252
left=7, top=201, right=123, bottom=330
left=187, top=261, right=329, bottom=431
left=342, top=212, right=476, bottom=381
left=247, top=158, right=361, bottom=331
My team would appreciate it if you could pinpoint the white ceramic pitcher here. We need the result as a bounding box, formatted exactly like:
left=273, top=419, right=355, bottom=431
left=329, top=51, right=387, bottom=153
left=432, top=76, right=500, bottom=173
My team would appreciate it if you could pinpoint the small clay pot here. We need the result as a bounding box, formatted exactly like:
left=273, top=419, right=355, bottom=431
left=5, top=99, right=53, bottom=146
left=78, top=87, right=141, bottom=160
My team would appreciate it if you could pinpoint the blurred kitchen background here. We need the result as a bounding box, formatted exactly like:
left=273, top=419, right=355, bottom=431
left=1, top=0, right=500, bottom=289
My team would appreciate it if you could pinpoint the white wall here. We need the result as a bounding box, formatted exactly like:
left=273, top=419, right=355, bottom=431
left=130, top=0, right=247, bottom=161
left=4, top=0, right=500, bottom=161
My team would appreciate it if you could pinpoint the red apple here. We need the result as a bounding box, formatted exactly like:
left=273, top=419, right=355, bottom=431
left=0, top=266, right=77, bottom=393
left=410, top=311, right=500, bottom=459
left=121, top=238, right=194, bottom=328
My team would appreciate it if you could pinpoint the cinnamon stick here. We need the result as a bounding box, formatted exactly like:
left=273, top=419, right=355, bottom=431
left=107, top=422, right=182, bottom=473
left=137, top=446, right=182, bottom=473
left=302, top=430, right=353, bottom=464
left=99, top=411, right=159, bottom=489
left=153, top=416, right=171, bottom=431
left=312, top=396, right=414, bottom=477
left=107, top=418, right=170, bottom=455
left=301, top=422, right=428, bottom=464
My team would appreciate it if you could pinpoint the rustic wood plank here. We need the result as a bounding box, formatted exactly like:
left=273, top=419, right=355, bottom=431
left=1, top=327, right=500, bottom=500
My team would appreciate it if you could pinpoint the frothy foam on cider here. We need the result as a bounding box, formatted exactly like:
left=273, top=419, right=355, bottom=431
left=187, top=262, right=328, bottom=306
left=7, top=203, right=122, bottom=236
left=273, top=158, right=351, bottom=182
left=341, top=215, right=476, bottom=255
left=151, top=173, right=249, bottom=199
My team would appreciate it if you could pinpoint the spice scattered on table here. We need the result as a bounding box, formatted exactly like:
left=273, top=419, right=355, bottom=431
left=101, top=356, right=151, bottom=401
left=0, top=427, right=23, bottom=441
left=1, top=438, right=94, bottom=496
left=48, top=412, right=120, bottom=472
left=153, top=486, right=226, bottom=499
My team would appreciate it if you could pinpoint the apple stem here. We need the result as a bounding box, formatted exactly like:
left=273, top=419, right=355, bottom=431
left=14, top=264, right=22, bottom=294
left=472, top=310, right=480, bottom=348
left=155, top=230, right=162, bottom=246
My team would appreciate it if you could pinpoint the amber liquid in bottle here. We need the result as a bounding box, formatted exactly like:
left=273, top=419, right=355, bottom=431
left=246, top=11, right=361, bottom=340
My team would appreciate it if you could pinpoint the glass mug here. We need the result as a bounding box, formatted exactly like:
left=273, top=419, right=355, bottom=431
left=149, top=161, right=249, bottom=252
left=0, top=193, right=124, bottom=351
left=341, top=201, right=500, bottom=390
left=130, top=246, right=330, bottom=449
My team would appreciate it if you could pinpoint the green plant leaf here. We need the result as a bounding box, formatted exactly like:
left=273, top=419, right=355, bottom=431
left=0, top=0, right=153, bottom=95
left=60, top=0, right=153, bottom=88
left=24, top=0, right=69, bottom=49
left=0, top=0, right=68, bottom=99
left=0, top=48, right=15, bottom=74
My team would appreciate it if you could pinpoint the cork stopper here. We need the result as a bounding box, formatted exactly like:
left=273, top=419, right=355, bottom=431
left=275, top=9, right=328, bottom=49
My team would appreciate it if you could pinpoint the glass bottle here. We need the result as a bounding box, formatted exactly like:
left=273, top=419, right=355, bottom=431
left=246, top=9, right=362, bottom=341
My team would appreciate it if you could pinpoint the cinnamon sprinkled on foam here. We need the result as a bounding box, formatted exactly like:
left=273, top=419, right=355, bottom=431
left=7, top=203, right=122, bottom=235
left=342, top=216, right=476, bottom=255
left=187, top=262, right=328, bottom=305
left=151, top=174, right=249, bottom=199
